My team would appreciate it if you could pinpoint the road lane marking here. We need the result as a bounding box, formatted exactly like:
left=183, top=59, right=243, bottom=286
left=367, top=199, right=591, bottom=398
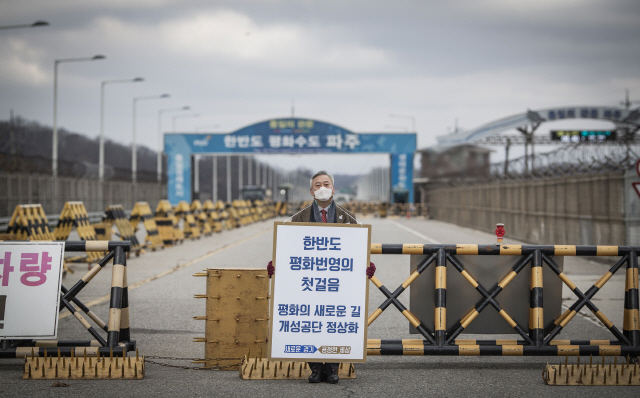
left=59, top=227, right=271, bottom=320
left=387, top=219, right=441, bottom=244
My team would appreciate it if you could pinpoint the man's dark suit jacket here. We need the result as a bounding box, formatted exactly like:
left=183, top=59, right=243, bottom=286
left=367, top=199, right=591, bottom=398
left=290, top=201, right=358, bottom=224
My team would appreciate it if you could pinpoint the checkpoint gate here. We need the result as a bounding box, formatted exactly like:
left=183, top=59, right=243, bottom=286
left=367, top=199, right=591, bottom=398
left=164, top=118, right=416, bottom=205
left=367, top=243, right=640, bottom=358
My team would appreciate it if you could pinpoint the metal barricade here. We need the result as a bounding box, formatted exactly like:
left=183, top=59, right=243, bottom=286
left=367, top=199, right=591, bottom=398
left=1, top=241, right=136, bottom=359
left=367, top=243, right=640, bottom=358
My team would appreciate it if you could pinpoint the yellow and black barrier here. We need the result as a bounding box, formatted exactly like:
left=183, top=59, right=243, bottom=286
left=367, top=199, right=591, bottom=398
left=203, top=200, right=223, bottom=233
left=190, top=200, right=212, bottom=237
left=54, top=201, right=103, bottom=264
left=129, top=201, right=164, bottom=251
left=367, top=243, right=640, bottom=358
left=6, top=204, right=55, bottom=241
left=103, top=205, right=142, bottom=256
left=174, top=200, right=200, bottom=240
left=6, top=204, right=73, bottom=274
left=1, top=241, right=139, bottom=366
left=154, top=200, right=184, bottom=246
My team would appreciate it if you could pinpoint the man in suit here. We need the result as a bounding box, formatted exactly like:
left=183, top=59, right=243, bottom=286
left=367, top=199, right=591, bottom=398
left=268, top=170, right=375, bottom=384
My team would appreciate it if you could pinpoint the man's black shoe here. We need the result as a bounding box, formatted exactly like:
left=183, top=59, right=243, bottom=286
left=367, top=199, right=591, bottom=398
left=308, top=368, right=323, bottom=383
left=326, top=369, right=339, bottom=384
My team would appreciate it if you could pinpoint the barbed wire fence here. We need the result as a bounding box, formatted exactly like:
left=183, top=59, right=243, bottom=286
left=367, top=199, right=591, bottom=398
left=432, top=142, right=640, bottom=187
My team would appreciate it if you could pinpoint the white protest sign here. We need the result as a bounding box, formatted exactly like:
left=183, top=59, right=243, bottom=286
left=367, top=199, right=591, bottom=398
left=268, top=222, right=371, bottom=362
left=0, top=242, right=65, bottom=339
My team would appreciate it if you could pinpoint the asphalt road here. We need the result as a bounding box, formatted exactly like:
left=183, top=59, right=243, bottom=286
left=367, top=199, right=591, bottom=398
left=1, top=216, right=638, bottom=397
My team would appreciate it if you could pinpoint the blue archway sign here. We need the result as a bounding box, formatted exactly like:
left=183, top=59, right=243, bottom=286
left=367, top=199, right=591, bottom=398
left=165, top=118, right=416, bottom=205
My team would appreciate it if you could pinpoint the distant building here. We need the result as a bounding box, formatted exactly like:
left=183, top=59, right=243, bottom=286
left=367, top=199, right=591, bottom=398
left=413, top=144, right=492, bottom=204
left=417, top=144, right=492, bottom=179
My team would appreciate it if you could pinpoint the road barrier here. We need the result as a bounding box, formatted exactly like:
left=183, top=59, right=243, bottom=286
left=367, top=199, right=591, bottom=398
left=1, top=241, right=138, bottom=360
left=367, top=243, right=640, bottom=359
left=174, top=201, right=201, bottom=240
left=190, top=200, right=213, bottom=237
left=239, top=356, right=355, bottom=380
left=5, top=204, right=73, bottom=274
left=203, top=200, right=223, bottom=233
left=543, top=355, right=640, bottom=385
left=191, top=267, right=355, bottom=379
left=129, top=202, right=164, bottom=251
left=6, top=204, right=54, bottom=241
left=23, top=348, right=144, bottom=380
left=103, top=205, right=142, bottom=256
left=54, top=202, right=103, bottom=264
left=192, top=268, right=269, bottom=371
left=154, top=200, right=184, bottom=246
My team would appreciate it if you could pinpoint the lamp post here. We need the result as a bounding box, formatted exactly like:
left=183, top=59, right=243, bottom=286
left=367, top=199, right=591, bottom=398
left=0, top=20, right=49, bottom=30
left=53, top=54, right=105, bottom=178
left=157, top=106, right=190, bottom=182
left=99, top=77, right=144, bottom=182
left=172, top=113, right=200, bottom=132
left=132, top=94, right=169, bottom=183
left=389, top=114, right=416, bottom=132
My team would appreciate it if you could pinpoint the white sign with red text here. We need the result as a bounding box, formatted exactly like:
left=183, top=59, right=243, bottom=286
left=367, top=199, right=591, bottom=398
left=0, top=242, right=65, bottom=339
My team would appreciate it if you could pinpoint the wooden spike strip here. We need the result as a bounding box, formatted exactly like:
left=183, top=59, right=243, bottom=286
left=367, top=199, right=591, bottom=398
left=544, top=358, right=640, bottom=385
left=239, top=356, right=356, bottom=380
left=23, top=352, right=144, bottom=379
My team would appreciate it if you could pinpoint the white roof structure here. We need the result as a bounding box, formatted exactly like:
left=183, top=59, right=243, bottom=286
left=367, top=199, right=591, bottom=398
left=436, top=106, right=640, bottom=146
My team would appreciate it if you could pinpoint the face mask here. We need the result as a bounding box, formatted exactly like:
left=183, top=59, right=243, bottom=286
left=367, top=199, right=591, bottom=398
left=313, top=186, right=333, bottom=201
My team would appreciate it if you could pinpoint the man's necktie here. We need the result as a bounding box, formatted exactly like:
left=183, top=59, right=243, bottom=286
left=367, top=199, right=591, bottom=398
left=321, top=209, right=327, bottom=223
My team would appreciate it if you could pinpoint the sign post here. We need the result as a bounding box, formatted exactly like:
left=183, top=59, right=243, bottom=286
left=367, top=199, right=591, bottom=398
left=268, top=222, right=371, bottom=363
left=0, top=242, right=65, bottom=339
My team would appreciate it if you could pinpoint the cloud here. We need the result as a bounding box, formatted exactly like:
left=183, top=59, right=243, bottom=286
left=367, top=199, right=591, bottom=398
left=1, top=0, right=639, bottom=170
left=82, top=9, right=392, bottom=72
left=0, top=39, right=48, bottom=85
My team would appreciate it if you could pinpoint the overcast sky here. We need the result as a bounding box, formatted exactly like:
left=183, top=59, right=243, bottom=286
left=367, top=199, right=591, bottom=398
left=1, top=0, right=639, bottom=174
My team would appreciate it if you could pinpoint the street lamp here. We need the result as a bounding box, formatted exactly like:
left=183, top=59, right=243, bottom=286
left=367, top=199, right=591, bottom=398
left=52, top=54, right=106, bottom=178
left=132, top=94, right=170, bottom=183
left=157, top=106, right=190, bottom=182
left=389, top=114, right=416, bottom=132
left=172, top=113, right=200, bottom=132
left=99, top=77, right=144, bottom=182
left=0, top=20, right=49, bottom=30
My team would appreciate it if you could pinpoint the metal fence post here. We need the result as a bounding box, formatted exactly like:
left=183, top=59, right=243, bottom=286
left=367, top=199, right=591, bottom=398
left=626, top=250, right=639, bottom=347
left=530, top=249, right=544, bottom=347
left=435, top=248, right=447, bottom=347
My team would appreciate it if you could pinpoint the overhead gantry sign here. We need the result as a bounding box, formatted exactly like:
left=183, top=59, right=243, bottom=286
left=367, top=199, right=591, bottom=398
left=165, top=118, right=416, bottom=204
